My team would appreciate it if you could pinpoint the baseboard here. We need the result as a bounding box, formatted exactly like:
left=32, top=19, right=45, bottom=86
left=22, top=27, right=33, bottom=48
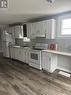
left=57, top=67, right=71, bottom=73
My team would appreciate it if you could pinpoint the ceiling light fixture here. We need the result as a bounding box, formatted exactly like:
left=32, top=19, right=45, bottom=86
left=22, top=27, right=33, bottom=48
left=0, top=0, right=7, bottom=8
left=46, top=0, right=55, bottom=3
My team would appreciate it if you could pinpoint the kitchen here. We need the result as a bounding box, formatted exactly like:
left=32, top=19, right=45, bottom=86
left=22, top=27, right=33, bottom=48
left=0, top=0, right=71, bottom=95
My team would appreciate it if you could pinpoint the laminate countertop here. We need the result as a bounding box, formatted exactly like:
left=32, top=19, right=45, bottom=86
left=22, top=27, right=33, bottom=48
left=42, top=50, right=71, bottom=57
left=10, top=45, right=30, bottom=49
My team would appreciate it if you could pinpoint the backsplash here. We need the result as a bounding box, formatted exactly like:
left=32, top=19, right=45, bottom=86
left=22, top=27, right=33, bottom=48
left=15, top=37, right=71, bottom=52
left=56, top=39, right=71, bottom=52
left=15, top=38, right=31, bottom=47
left=31, top=37, right=71, bottom=52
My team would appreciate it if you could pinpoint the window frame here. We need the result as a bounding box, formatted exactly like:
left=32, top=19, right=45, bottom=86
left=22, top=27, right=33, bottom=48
left=56, top=14, right=71, bottom=38
left=61, top=18, right=71, bottom=35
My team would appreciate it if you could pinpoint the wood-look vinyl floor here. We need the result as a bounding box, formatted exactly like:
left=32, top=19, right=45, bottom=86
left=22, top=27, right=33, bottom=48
left=0, top=57, right=71, bottom=95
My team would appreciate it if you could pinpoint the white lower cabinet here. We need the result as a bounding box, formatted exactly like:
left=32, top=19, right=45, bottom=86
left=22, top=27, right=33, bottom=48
left=14, top=47, right=26, bottom=62
left=10, top=47, right=15, bottom=59
left=14, top=48, right=19, bottom=60
left=42, top=52, right=57, bottom=73
left=10, top=47, right=57, bottom=72
left=21, top=48, right=26, bottom=62
left=10, top=47, right=30, bottom=64
left=25, top=49, right=29, bottom=64
left=24, top=47, right=31, bottom=64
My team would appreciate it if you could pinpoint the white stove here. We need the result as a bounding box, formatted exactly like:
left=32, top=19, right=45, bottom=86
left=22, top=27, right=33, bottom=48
left=29, top=49, right=42, bottom=70
left=29, top=43, right=48, bottom=70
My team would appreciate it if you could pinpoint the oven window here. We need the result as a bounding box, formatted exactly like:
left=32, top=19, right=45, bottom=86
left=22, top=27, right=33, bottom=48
left=31, top=53, right=38, bottom=60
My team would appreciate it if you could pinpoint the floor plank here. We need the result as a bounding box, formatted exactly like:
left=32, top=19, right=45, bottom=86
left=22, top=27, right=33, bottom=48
left=0, top=57, right=71, bottom=95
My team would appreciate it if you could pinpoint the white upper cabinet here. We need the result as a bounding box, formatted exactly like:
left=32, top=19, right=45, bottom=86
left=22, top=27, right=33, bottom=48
left=8, top=27, right=15, bottom=39
left=27, top=22, right=44, bottom=39
left=33, top=21, right=45, bottom=38
left=8, top=25, right=24, bottom=39
left=44, top=19, right=56, bottom=39
left=27, top=23, right=33, bottom=38
left=14, top=25, right=23, bottom=38
left=27, top=19, right=56, bottom=39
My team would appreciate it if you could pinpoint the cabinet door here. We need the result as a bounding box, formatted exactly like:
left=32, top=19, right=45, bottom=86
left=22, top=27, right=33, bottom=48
left=14, top=48, right=19, bottom=60
left=42, top=52, right=57, bottom=73
left=27, top=22, right=44, bottom=38
left=27, top=23, right=32, bottom=38
left=16, top=48, right=24, bottom=61
left=20, top=48, right=26, bottom=62
left=42, top=52, right=51, bottom=71
left=9, top=47, right=11, bottom=58
left=31, top=23, right=37, bottom=38
left=8, top=27, right=11, bottom=34
left=14, top=26, right=19, bottom=38
left=31, top=22, right=45, bottom=38
left=39, top=21, right=46, bottom=37
left=25, top=51, right=29, bottom=64
left=10, top=47, right=15, bottom=59
left=11, top=27, right=15, bottom=38
left=50, top=54, right=57, bottom=72
left=45, top=19, right=55, bottom=39
left=35, top=22, right=42, bottom=37
left=43, top=20, right=49, bottom=38
left=25, top=49, right=30, bottom=64
left=20, top=25, right=23, bottom=38
left=14, top=26, right=23, bottom=38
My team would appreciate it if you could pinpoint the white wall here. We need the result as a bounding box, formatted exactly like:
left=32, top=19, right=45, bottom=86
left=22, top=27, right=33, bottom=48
left=57, top=55, right=71, bottom=73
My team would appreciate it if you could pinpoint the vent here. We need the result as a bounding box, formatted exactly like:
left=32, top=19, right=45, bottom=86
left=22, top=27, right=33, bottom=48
left=0, top=0, right=7, bottom=8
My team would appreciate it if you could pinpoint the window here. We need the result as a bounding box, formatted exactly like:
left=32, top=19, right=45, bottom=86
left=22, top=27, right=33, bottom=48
left=61, top=18, right=71, bottom=35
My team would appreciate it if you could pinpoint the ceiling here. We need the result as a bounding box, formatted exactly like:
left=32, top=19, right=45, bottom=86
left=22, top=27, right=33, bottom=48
left=0, top=0, right=71, bottom=24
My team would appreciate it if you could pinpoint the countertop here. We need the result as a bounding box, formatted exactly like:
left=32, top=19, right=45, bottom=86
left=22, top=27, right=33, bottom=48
left=42, top=50, right=71, bottom=57
left=10, top=45, right=30, bottom=48
left=10, top=45, right=71, bottom=57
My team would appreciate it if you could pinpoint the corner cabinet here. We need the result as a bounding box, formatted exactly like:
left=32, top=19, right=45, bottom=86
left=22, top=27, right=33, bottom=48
left=42, top=51, right=57, bottom=73
left=27, top=19, right=56, bottom=39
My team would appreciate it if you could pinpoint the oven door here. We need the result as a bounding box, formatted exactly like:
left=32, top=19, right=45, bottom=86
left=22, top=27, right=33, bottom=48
left=29, top=50, right=41, bottom=64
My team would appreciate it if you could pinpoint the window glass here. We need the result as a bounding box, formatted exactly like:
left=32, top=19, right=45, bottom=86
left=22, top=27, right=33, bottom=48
left=61, top=19, right=71, bottom=35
